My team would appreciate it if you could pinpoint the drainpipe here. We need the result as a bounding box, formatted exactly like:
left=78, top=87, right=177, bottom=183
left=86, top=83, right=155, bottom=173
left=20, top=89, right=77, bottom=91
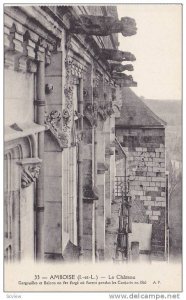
left=78, top=77, right=84, bottom=261
left=115, top=137, right=131, bottom=261
left=94, top=127, right=99, bottom=261
left=35, top=54, right=45, bottom=260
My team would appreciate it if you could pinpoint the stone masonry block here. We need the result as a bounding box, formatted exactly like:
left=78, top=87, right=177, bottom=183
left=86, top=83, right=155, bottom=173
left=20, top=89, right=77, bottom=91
left=153, top=167, right=165, bottom=173
left=146, top=210, right=152, bottom=216
left=141, top=182, right=150, bottom=187
left=133, top=191, right=144, bottom=196
left=153, top=210, right=161, bottom=216
left=149, top=215, right=159, bottom=221
left=152, top=177, right=165, bottom=182
left=155, top=148, right=164, bottom=153
left=140, top=196, right=148, bottom=201
left=136, top=147, right=143, bottom=151
left=144, top=200, right=155, bottom=206
left=147, top=172, right=156, bottom=177
left=138, top=176, right=147, bottom=181
left=146, top=186, right=158, bottom=192
left=156, top=197, right=166, bottom=202
left=153, top=158, right=164, bottom=163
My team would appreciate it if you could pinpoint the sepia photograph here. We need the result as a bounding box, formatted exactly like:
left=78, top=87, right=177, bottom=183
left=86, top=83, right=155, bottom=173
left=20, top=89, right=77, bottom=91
left=3, top=3, right=182, bottom=295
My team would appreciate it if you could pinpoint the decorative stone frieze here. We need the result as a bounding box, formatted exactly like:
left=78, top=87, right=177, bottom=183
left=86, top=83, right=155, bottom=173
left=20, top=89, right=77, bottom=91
left=69, top=15, right=137, bottom=37
left=17, top=158, right=42, bottom=188
left=63, top=54, right=85, bottom=146
left=100, top=49, right=136, bottom=62
left=45, top=110, right=68, bottom=149
left=110, top=63, right=134, bottom=73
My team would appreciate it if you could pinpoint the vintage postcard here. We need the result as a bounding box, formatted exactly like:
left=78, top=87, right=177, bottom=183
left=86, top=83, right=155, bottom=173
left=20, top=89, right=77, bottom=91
left=3, top=3, right=182, bottom=295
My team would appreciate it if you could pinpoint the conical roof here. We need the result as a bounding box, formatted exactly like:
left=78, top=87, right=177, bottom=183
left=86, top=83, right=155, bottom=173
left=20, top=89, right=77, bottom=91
left=115, top=88, right=166, bottom=128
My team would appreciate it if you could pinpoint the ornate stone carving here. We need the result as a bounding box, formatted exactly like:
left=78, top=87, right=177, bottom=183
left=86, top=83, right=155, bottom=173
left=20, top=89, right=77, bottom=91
left=98, top=104, right=107, bottom=121
left=69, top=15, right=137, bottom=37
left=23, top=30, right=36, bottom=59
left=45, top=83, right=54, bottom=94
left=84, top=102, right=98, bottom=127
left=63, top=54, right=84, bottom=146
left=45, top=110, right=68, bottom=148
left=93, top=72, right=102, bottom=88
left=106, top=101, right=115, bottom=117
left=4, top=23, right=24, bottom=70
left=21, top=165, right=40, bottom=188
left=17, top=158, right=42, bottom=189
left=100, top=49, right=136, bottom=62
left=65, top=56, right=84, bottom=79
left=110, top=63, right=134, bottom=73
left=93, top=87, right=99, bottom=99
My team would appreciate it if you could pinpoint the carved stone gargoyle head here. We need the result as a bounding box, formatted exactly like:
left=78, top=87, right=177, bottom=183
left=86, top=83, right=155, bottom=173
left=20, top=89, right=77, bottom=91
left=100, top=49, right=136, bottom=62
left=110, top=63, right=134, bottom=73
left=112, top=72, right=133, bottom=81
left=120, top=17, right=137, bottom=36
left=121, top=51, right=136, bottom=61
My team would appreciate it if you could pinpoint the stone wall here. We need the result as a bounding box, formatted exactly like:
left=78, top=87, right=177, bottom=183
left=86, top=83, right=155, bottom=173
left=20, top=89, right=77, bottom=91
left=116, top=127, right=166, bottom=258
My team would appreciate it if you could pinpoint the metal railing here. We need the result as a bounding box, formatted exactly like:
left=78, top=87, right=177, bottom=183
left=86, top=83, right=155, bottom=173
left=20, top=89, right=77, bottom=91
left=115, top=176, right=128, bottom=198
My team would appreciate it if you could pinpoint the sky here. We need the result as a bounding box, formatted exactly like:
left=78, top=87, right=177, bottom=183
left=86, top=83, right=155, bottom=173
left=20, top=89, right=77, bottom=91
left=117, top=4, right=182, bottom=100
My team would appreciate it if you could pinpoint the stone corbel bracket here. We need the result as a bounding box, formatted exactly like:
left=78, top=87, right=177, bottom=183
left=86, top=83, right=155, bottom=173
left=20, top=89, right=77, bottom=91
left=4, top=23, right=24, bottom=70
left=83, top=185, right=99, bottom=203
left=97, top=162, right=109, bottom=174
left=17, top=158, right=42, bottom=188
left=45, top=110, right=69, bottom=149
left=105, top=147, right=114, bottom=157
left=106, top=101, right=115, bottom=117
